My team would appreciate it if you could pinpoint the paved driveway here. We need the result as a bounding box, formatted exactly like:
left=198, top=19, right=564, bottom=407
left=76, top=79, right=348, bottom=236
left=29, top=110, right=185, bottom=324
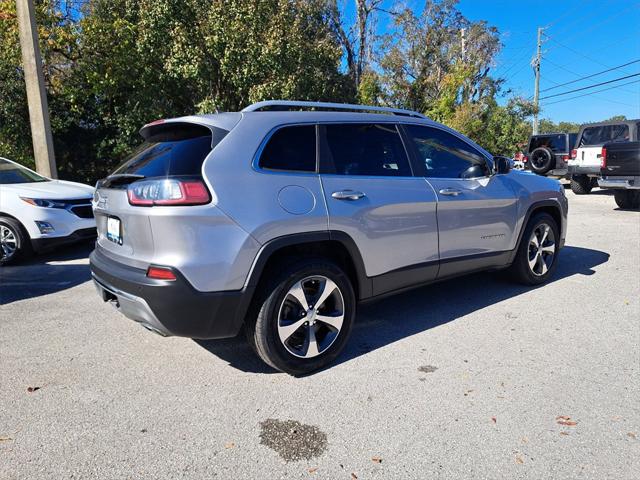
left=1, top=190, right=638, bottom=479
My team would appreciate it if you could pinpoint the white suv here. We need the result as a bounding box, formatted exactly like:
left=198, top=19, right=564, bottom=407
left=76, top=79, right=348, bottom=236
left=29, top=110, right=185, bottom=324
left=0, top=157, right=96, bottom=265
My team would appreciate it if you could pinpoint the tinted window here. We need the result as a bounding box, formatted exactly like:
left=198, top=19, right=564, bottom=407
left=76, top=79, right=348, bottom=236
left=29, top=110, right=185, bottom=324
left=0, top=158, right=49, bottom=184
left=579, top=124, right=630, bottom=146
left=322, top=124, right=411, bottom=176
left=259, top=126, right=316, bottom=172
left=528, top=134, right=567, bottom=152
left=405, top=125, right=490, bottom=178
left=113, top=123, right=226, bottom=178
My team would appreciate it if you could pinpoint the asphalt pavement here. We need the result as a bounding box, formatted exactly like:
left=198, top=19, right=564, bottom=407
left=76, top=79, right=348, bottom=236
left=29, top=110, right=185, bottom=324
left=1, top=189, right=638, bottom=479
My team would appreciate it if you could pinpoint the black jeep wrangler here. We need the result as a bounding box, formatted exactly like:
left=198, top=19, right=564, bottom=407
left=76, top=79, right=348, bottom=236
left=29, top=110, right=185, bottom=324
left=524, top=133, right=577, bottom=177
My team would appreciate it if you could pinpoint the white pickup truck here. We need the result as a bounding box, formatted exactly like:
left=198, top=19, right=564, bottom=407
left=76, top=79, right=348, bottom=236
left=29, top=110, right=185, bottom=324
left=568, top=119, right=639, bottom=194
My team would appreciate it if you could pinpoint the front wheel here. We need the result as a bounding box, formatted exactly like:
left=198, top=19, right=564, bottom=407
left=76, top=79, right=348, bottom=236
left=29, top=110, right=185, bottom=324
left=0, top=217, right=30, bottom=266
left=246, top=258, right=356, bottom=375
left=509, top=213, right=560, bottom=285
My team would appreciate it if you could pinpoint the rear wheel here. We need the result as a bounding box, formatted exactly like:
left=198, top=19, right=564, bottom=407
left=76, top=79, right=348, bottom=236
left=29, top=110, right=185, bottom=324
left=570, top=175, right=593, bottom=194
left=0, top=217, right=30, bottom=266
left=509, top=213, right=559, bottom=285
left=246, top=258, right=356, bottom=375
left=614, top=190, right=640, bottom=210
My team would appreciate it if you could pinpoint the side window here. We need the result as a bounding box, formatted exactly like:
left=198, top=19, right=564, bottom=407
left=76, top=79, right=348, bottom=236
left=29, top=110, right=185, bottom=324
left=258, top=125, right=316, bottom=172
left=322, top=124, right=412, bottom=177
left=405, top=125, right=490, bottom=179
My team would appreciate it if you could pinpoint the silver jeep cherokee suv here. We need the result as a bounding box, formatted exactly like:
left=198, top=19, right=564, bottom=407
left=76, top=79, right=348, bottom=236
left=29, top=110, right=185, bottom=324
left=90, top=101, right=568, bottom=375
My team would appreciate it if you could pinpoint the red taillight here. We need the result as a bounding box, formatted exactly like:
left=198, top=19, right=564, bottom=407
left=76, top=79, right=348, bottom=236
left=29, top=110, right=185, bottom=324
left=146, top=266, right=177, bottom=281
left=571, top=149, right=577, bottom=160
left=600, top=147, right=607, bottom=168
left=562, top=155, right=569, bottom=162
left=127, top=178, right=210, bottom=206
left=523, top=156, right=528, bottom=163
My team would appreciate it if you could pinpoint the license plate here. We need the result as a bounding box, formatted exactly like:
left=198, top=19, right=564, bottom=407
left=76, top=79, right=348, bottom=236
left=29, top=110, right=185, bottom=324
left=106, top=216, right=122, bottom=245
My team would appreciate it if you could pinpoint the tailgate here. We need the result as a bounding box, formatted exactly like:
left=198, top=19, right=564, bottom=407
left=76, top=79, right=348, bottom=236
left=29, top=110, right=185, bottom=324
left=93, top=187, right=154, bottom=265
left=573, top=146, right=603, bottom=168
left=603, top=142, right=640, bottom=176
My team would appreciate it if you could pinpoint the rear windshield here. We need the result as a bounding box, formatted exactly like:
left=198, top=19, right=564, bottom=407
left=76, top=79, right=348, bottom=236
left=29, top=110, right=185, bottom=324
left=0, top=158, right=49, bottom=184
left=578, top=124, right=630, bottom=147
left=112, top=123, right=228, bottom=178
left=528, top=134, right=567, bottom=153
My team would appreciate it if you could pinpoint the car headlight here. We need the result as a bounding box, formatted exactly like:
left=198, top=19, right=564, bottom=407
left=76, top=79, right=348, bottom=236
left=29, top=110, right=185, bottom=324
left=20, top=197, right=66, bottom=208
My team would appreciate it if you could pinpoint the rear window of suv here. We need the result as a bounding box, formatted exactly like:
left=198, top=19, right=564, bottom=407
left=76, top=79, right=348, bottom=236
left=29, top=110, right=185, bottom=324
left=528, top=134, right=567, bottom=153
left=578, top=124, right=630, bottom=146
left=112, top=123, right=226, bottom=178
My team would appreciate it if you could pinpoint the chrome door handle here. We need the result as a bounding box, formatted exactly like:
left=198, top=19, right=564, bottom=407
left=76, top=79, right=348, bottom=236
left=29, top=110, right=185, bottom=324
left=439, top=188, right=463, bottom=196
left=331, top=190, right=366, bottom=201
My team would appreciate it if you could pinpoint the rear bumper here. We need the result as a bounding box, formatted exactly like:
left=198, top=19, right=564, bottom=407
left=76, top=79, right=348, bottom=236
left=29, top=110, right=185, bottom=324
left=568, top=165, right=600, bottom=176
left=598, top=176, right=640, bottom=189
left=31, top=227, right=96, bottom=253
left=89, top=248, right=253, bottom=339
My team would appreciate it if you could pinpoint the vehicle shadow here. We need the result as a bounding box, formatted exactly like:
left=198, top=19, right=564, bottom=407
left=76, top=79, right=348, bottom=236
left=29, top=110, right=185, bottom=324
left=0, top=242, right=94, bottom=305
left=195, top=245, right=610, bottom=374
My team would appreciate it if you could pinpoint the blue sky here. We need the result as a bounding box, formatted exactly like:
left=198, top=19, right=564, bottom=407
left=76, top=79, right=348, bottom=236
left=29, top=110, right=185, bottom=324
left=345, top=0, right=640, bottom=123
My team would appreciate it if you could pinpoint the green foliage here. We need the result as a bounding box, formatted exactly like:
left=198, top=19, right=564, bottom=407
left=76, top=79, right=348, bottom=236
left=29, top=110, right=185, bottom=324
left=3, top=0, right=616, bottom=180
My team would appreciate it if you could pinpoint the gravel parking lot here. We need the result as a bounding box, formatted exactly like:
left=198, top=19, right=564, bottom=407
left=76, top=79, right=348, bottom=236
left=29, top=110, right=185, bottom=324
left=1, top=189, right=638, bottom=480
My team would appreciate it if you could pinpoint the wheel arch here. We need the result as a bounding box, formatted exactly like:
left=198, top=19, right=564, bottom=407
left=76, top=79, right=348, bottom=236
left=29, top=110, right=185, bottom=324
left=244, top=231, right=372, bottom=301
left=511, top=200, right=564, bottom=263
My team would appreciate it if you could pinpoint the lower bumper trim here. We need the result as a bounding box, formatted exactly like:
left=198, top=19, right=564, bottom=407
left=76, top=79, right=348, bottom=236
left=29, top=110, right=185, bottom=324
left=31, top=227, right=96, bottom=253
left=89, top=248, right=254, bottom=339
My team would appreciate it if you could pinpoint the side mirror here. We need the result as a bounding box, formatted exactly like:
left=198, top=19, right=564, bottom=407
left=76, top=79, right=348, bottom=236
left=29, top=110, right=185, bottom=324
left=493, top=156, right=513, bottom=174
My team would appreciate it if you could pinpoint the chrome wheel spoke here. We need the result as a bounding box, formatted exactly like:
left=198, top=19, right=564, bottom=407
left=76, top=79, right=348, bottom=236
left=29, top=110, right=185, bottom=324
left=528, top=254, right=538, bottom=271
left=315, top=313, right=344, bottom=331
left=540, top=225, right=550, bottom=245
left=315, top=278, right=338, bottom=309
left=278, top=318, right=307, bottom=343
left=530, top=234, right=540, bottom=249
left=540, top=257, right=549, bottom=275
left=303, top=326, right=319, bottom=358
left=541, top=243, right=555, bottom=254
left=287, top=281, right=310, bottom=310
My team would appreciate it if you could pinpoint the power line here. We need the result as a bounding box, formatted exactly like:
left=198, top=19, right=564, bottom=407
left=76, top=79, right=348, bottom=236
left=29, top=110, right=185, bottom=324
left=540, top=59, right=640, bottom=92
left=542, top=57, right=638, bottom=96
left=544, top=36, right=635, bottom=75
left=541, top=78, right=640, bottom=106
left=540, top=72, right=640, bottom=100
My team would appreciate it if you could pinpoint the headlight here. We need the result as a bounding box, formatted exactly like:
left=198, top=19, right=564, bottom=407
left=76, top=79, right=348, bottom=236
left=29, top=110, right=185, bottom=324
left=20, top=197, right=66, bottom=208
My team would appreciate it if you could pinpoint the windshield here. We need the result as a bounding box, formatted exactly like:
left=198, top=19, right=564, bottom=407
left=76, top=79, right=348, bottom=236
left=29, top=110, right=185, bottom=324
left=0, top=158, right=49, bottom=184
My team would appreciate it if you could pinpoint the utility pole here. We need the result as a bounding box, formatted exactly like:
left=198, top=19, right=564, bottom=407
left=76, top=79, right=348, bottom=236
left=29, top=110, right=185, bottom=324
left=532, top=26, right=544, bottom=135
left=16, top=0, right=57, bottom=178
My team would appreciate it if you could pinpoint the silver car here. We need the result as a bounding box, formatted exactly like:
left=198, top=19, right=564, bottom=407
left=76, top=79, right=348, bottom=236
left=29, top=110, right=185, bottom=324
left=90, top=101, right=568, bottom=375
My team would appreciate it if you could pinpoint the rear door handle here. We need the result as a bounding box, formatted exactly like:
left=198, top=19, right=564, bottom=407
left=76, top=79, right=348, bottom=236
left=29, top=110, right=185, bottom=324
left=331, top=190, right=366, bottom=201
left=438, top=188, right=463, bottom=197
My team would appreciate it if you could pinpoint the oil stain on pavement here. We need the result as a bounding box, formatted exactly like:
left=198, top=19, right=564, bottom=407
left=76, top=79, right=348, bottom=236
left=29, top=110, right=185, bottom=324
left=259, top=418, right=327, bottom=462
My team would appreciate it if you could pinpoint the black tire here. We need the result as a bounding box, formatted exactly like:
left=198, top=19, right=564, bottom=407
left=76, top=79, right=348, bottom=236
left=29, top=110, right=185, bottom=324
left=614, top=190, right=640, bottom=210
left=0, top=216, right=31, bottom=266
left=570, top=175, right=593, bottom=194
left=529, top=147, right=554, bottom=174
left=245, top=257, right=356, bottom=375
left=509, top=212, right=560, bottom=286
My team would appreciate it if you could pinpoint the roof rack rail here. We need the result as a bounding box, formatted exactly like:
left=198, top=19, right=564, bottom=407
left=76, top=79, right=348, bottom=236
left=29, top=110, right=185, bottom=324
left=242, top=100, right=427, bottom=119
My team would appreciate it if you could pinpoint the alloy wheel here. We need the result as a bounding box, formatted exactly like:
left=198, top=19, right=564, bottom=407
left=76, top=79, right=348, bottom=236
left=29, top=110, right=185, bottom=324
left=528, top=223, right=556, bottom=276
left=0, top=224, right=18, bottom=261
left=277, top=275, right=345, bottom=359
